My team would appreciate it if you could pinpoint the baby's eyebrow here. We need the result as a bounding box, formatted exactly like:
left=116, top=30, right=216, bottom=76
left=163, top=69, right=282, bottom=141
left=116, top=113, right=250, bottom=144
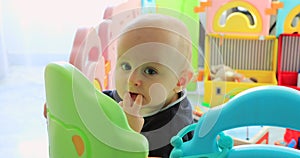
left=143, top=62, right=164, bottom=68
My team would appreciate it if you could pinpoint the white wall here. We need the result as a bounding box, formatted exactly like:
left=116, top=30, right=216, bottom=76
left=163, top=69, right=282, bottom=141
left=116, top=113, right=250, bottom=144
left=1, top=0, right=124, bottom=64
left=0, top=1, right=8, bottom=78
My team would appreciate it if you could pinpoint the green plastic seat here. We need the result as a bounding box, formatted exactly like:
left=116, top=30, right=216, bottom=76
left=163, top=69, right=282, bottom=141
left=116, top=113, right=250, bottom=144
left=44, top=62, right=149, bottom=158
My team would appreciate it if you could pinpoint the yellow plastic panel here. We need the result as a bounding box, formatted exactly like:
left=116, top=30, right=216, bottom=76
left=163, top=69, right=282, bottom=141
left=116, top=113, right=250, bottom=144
left=213, top=1, right=262, bottom=34
left=284, top=5, right=300, bottom=34
left=203, top=34, right=278, bottom=107
left=204, top=70, right=277, bottom=107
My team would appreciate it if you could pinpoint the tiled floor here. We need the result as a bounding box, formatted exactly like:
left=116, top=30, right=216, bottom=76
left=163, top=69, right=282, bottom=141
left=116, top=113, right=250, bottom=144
left=0, top=65, right=287, bottom=158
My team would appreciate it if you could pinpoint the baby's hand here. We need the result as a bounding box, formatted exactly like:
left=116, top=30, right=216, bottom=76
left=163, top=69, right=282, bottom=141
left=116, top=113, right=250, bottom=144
left=43, top=103, right=47, bottom=118
left=119, top=92, right=144, bottom=132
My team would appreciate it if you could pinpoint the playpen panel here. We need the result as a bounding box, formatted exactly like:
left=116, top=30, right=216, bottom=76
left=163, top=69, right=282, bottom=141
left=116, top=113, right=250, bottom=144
left=278, top=34, right=300, bottom=90
left=278, top=34, right=300, bottom=72
left=276, top=0, right=300, bottom=36
left=206, top=34, right=277, bottom=71
left=203, top=34, right=278, bottom=107
left=205, top=0, right=272, bottom=35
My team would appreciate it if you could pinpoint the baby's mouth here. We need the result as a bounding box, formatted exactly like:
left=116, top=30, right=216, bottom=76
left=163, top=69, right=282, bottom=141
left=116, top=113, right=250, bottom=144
left=129, top=92, right=139, bottom=101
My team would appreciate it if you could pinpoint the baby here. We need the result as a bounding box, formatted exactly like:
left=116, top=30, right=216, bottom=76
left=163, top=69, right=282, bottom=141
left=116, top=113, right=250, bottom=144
left=103, top=14, right=194, bottom=157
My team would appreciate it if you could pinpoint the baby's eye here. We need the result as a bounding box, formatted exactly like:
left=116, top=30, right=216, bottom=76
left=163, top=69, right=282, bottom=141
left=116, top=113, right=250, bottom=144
left=144, top=67, right=157, bottom=75
left=121, top=63, right=131, bottom=71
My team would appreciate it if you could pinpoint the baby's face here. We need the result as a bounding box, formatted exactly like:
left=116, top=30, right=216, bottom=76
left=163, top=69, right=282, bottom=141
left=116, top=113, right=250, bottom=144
left=115, top=55, right=179, bottom=108
left=115, top=24, right=192, bottom=113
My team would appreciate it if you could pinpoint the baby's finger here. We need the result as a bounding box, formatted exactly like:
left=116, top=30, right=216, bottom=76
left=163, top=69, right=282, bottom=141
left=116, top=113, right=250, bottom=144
left=119, top=101, right=123, bottom=108
left=123, top=92, right=133, bottom=107
left=132, top=95, right=143, bottom=115
left=134, top=95, right=142, bottom=106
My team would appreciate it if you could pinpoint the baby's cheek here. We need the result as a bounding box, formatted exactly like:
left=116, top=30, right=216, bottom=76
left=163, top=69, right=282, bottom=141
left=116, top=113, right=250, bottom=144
left=115, top=71, right=128, bottom=83
left=147, top=83, right=168, bottom=106
left=139, top=83, right=167, bottom=116
left=115, top=76, right=128, bottom=95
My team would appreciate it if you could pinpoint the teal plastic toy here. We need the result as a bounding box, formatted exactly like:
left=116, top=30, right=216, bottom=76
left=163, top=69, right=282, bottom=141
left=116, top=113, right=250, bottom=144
left=44, top=62, right=148, bottom=158
left=170, top=85, right=300, bottom=158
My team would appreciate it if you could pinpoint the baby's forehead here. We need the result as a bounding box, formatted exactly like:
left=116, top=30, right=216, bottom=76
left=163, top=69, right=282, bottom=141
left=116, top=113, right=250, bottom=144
left=119, top=14, right=191, bottom=41
left=120, top=24, right=189, bottom=43
left=117, top=27, right=191, bottom=60
left=117, top=14, right=192, bottom=69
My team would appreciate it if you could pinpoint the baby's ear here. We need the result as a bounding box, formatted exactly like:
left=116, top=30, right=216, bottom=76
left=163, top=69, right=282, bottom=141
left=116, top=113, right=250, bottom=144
left=177, top=70, right=194, bottom=89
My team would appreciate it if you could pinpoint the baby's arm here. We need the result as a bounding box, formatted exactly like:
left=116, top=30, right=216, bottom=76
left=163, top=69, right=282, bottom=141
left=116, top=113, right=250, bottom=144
left=119, top=93, right=144, bottom=133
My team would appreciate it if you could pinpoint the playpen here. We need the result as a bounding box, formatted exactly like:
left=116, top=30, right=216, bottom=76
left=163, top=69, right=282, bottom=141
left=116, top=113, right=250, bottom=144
left=44, top=0, right=300, bottom=157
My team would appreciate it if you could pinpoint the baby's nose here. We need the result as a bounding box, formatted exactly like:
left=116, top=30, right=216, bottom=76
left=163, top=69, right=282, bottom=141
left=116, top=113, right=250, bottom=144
left=129, top=71, right=142, bottom=86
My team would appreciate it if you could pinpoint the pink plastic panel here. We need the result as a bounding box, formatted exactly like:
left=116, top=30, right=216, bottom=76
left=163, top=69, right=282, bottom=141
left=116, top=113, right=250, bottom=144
left=69, top=27, right=106, bottom=90
left=69, top=1, right=143, bottom=90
